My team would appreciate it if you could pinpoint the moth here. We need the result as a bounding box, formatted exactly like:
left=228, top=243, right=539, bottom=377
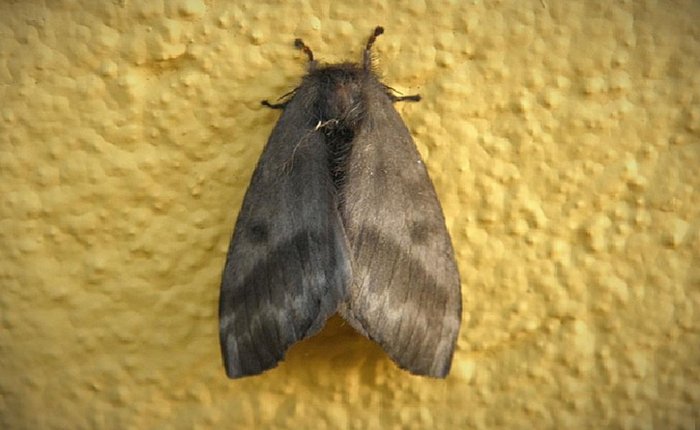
left=219, top=27, right=461, bottom=378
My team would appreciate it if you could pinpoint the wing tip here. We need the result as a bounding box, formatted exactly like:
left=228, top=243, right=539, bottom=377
left=220, top=329, right=284, bottom=379
left=339, top=309, right=457, bottom=379
left=224, top=361, right=281, bottom=379
left=392, top=351, right=454, bottom=379
left=222, top=346, right=285, bottom=379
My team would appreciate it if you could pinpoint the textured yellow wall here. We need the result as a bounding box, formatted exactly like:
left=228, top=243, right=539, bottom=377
left=1, top=0, right=698, bottom=428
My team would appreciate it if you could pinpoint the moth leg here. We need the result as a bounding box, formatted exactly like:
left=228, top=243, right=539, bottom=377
left=261, top=100, right=288, bottom=109
left=363, top=26, right=384, bottom=70
left=261, top=36, right=317, bottom=110
left=390, top=94, right=421, bottom=103
left=261, top=88, right=298, bottom=109
left=383, top=85, right=421, bottom=103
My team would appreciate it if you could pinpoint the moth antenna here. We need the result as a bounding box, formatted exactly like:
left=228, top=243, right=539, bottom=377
left=294, top=38, right=317, bottom=70
left=363, top=26, right=384, bottom=70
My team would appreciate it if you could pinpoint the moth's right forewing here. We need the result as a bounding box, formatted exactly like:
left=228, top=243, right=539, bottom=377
left=339, top=78, right=462, bottom=378
left=219, top=92, right=352, bottom=378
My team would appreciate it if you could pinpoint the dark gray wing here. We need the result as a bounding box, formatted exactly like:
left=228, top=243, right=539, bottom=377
left=338, top=79, right=461, bottom=378
left=219, top=94, right=352, bottom=378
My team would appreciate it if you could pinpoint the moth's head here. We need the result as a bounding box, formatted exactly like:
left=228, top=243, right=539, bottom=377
left=292, top=27, right=386, bottom=132
left=308, top=63, right=369, bottom=131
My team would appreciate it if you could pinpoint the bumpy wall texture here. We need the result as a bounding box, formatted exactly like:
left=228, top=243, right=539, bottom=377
left=1, top=0, right=698, bottom=429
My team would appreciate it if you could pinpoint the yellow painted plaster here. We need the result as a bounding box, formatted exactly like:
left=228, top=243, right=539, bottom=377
left=1, top=0, right=698, bottom=429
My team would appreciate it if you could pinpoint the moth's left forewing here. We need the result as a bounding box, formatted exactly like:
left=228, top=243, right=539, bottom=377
left=219, top=87, right=352, bottom=378
left=338, top=77, right=462, bottom=378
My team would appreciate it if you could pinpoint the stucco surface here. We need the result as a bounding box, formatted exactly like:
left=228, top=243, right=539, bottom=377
left=1, top=0, right=698, bottom=429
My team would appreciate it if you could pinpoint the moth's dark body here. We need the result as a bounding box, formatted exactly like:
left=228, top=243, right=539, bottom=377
left=219, top=28, right=461, bottom=378
left=311, top=64, right=366, bottom=190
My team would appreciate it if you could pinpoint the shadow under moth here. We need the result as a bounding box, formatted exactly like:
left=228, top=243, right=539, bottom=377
left=219, top=27, right=461, bottom=378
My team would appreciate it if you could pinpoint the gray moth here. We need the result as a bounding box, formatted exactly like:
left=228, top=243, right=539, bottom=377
left=219, top=27, right=461, bottom=378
